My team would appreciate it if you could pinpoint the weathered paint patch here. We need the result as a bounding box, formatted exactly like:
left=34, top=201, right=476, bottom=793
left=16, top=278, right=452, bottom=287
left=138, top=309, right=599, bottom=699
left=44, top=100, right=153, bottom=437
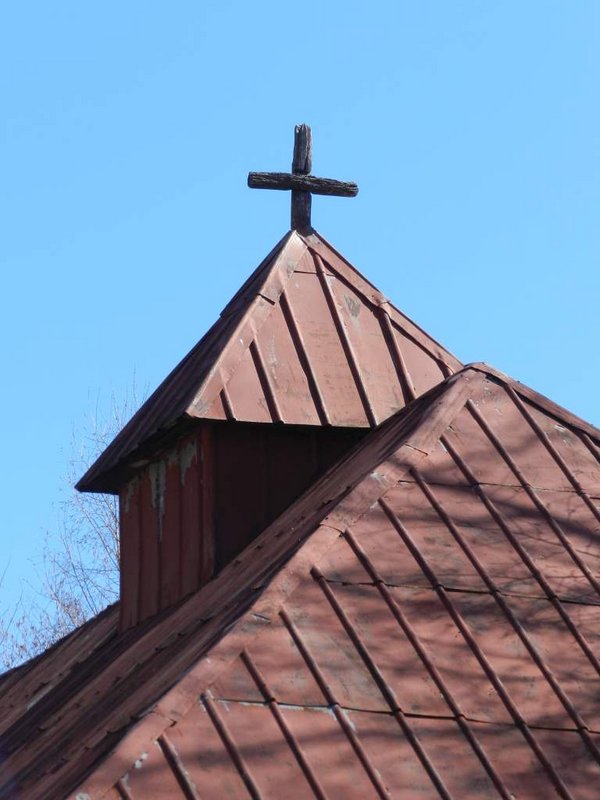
left=179, top=439, right=198, bottom=485
left=344, top=294, right=361, bottom=318
left=133, top=752, right=148, bottom=770
left=149, top=461, right=166, bottom=540
left=122, top=476, right=139, bottom=514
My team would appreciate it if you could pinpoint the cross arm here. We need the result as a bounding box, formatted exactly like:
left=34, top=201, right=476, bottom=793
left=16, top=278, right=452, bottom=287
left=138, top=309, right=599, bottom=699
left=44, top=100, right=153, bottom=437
left=248, top=172, right=358, bottom=197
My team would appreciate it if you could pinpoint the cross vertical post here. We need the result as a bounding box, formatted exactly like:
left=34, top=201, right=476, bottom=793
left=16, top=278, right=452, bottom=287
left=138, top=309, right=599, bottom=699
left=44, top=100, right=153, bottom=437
left=291, top=124, right=313, bottom=232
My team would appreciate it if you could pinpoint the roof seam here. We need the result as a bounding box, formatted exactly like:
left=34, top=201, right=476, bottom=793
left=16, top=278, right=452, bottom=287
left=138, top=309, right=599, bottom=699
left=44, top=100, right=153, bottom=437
left=278, top=608, right=392, bottom=799
left=411, top=464, right=600, bottom=717
left=320, top=577, right=600, bottom=605
left=313, top=251, right=377, bottom=427
left=342, top=526, right=514, bottom=799
left=377, top=495, right=576, bottom=800
left=206, top=697, right=600, bottom=735
left=240, top=649, right=329, bottom=800
left=457, top=405, right=600, bottom=599
left=311, top=565, right=454, bottom=800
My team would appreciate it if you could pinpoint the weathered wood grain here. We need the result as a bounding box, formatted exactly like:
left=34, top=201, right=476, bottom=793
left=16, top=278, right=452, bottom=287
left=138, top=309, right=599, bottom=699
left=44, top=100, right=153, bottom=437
left=292, top=123, right=312, bottom=175
left=248, top=172, right=358, bottom=196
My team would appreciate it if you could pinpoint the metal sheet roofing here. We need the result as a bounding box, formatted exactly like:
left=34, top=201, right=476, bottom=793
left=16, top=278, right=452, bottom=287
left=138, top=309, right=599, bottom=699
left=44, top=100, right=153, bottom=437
left=78, top=230, right=461, bottom=492
left=3, top=364, right=600, bottom=799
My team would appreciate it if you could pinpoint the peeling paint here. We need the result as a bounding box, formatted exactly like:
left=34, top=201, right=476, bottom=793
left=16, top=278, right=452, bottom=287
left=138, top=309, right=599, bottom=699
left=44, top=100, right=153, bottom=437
left=149, top=461, right=166, bottom=540
left=26, top=682, right=54, bottom=710
left=344, top=294, right=361, bottom=318
left=133, top=752, right=148, bottom=770
left=179, top=439, right=197, bottom=484
left=122, top=477, right=139, bottom=514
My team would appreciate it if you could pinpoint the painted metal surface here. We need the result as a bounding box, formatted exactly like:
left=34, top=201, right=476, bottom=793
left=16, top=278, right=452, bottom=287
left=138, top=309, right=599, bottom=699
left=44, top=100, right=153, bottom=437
left=2, top=365, right=600, bottom=799
left=78, top=230, right=460, bottom=493
left=118, top=421, right=365, bottom=629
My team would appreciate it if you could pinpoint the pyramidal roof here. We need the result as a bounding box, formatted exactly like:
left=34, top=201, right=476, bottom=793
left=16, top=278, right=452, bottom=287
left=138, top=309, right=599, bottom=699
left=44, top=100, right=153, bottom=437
left=78, top=229, right=461, bottom=492
left=4, top=364, right=600, bottom=799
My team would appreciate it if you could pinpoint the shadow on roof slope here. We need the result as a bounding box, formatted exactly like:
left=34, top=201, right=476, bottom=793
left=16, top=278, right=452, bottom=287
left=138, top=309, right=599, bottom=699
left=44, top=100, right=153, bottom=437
left=2, top=364, right=600, bottom=800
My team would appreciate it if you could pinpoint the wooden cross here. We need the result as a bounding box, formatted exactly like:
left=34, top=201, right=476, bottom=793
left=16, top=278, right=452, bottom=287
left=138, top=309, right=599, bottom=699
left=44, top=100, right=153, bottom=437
left=248, top=124, right=359, bottom=232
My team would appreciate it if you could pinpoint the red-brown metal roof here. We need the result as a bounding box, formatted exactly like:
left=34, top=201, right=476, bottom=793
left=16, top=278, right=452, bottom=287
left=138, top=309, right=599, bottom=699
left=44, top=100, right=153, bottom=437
left=78, top=230, right=461, bottom=492
left=2, top=364, right=600, bottom=799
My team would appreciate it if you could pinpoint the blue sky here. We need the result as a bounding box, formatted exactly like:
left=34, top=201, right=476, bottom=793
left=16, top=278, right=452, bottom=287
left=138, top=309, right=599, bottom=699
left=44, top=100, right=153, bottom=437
left=1, top=2, right=598, bottom=610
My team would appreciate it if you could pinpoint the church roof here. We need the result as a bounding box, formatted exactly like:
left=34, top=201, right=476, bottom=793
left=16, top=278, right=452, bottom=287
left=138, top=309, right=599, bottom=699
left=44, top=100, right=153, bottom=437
left=77, top=229, right=461, bottom=493
left=3, top=364, right=600, bottom=800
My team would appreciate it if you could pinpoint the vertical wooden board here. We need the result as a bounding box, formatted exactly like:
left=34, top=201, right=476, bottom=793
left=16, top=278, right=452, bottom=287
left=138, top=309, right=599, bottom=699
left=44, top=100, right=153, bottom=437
left=213, top=425, right=270, bottom=569
left=138, top=467, right=161, bottom=621
left=392, top=326, right=445, bottom=398
left=223, top=346, right=273, bottom=422
left=199, top=426, right=215, bottom=584
left=167, top=701, right=249, bottom=800
left=316, top=427, right=366, bottom=472
left=255, top=302, right=320, bottom=424
left=159, top=455, right=182, bottom=611
left=330, top=273, right=405, bottom=421
left=119, top=479, right=141, bottom=630
left=179, top=434, right=202, bottom=597
left=265, top=427, right=319, bottom=522
left=285, top=270, right=367, bottom=426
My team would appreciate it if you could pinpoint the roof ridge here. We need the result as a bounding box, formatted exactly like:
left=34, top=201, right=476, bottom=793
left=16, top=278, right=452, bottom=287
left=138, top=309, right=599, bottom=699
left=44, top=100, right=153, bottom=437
left=10, top=363, right=600, bottom=799
left=71, top=371, right=480, bottom=798
left=465, top=362, right=600, bottom=441
left=77, top=234, right=308, bottom=491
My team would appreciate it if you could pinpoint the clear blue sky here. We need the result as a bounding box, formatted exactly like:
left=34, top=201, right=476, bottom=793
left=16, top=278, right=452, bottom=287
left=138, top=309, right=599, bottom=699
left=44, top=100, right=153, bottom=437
left=1, top=2, right=598, bottom=609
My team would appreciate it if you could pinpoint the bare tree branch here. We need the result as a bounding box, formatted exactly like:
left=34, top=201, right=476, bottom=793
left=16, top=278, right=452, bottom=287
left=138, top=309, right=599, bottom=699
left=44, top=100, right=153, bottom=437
left=0, top=384, right=145, bottom=671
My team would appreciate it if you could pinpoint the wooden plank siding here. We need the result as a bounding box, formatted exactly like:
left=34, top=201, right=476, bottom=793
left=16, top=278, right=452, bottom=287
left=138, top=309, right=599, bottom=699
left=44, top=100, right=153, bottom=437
left=119, top=421, right=366, bottom=628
